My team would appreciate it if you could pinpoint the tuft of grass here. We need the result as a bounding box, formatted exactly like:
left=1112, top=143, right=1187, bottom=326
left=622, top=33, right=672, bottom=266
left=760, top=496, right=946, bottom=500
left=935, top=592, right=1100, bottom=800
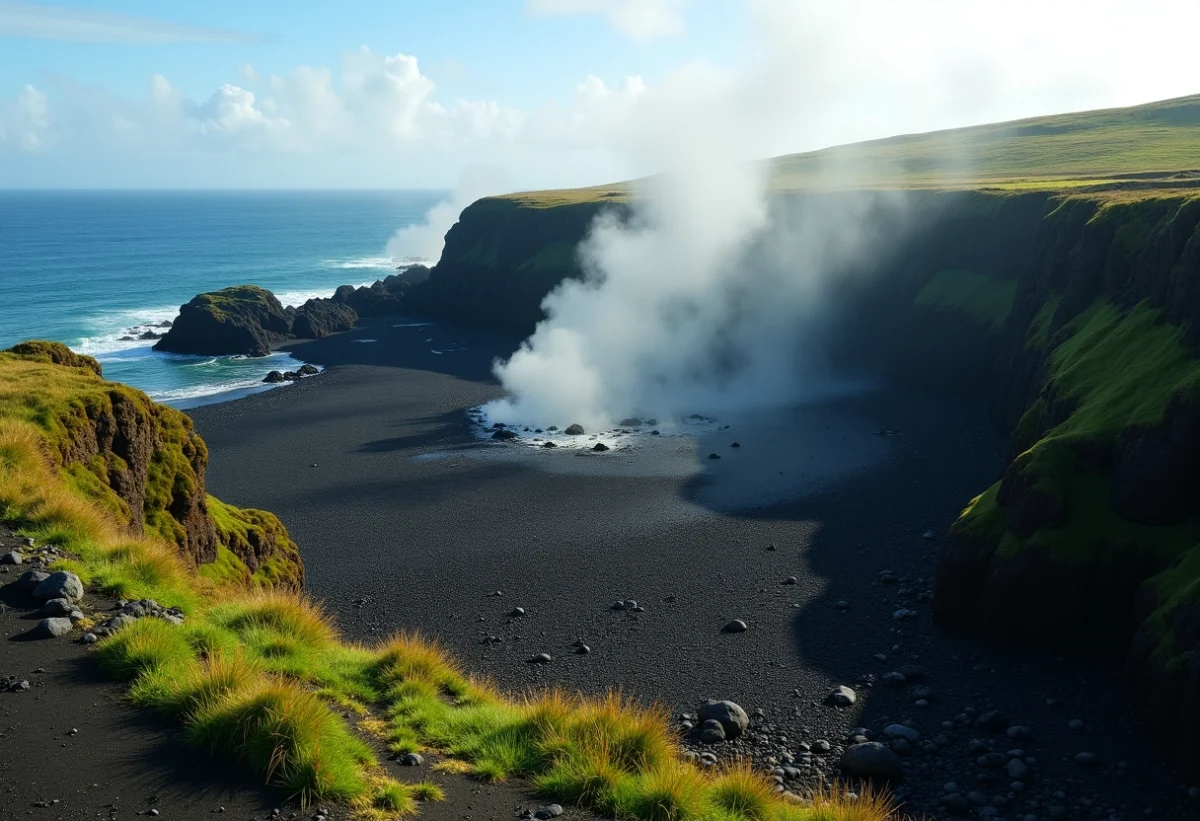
left=705, top=766, right=776, bottom=820
left=608, top=761, right=711, bottom=821
left=188, top=680, right=373, bottom=805
left=410, top=781, right=445, bottom=803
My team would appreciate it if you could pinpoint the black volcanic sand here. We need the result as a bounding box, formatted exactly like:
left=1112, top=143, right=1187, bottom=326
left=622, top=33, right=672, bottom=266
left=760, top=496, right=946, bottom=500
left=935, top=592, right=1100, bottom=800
left=0, top=536, right=600, bottom=821
left=187, top=316, right=1200, bottom=817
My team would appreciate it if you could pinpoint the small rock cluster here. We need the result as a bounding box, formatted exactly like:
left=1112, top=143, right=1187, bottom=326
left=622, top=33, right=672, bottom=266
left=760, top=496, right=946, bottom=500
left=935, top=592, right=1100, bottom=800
left=84, top=598, right=185, bottom=643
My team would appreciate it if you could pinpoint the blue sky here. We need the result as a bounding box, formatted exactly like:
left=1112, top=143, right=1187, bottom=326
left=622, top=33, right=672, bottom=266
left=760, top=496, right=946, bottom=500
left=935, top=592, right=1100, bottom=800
left=1, top=1, right=1196, bottom=189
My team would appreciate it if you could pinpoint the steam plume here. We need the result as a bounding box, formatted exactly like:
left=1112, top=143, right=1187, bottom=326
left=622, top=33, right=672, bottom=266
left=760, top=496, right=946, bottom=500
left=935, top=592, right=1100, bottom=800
left=485, top=2, right=910, bottom=429
left=387, top=167, right=512, bottom=264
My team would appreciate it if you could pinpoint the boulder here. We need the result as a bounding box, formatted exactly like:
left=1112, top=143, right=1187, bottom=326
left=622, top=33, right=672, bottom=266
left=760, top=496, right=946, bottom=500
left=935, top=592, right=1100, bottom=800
left=263, top=370, right=286, bottom=384
left=696, top=700, right=749, bottom=740
left=297, top=363, right=319, bottom=376
left=291, top=298, right=358, bottom=339
left=16, top=569, right=50, bottom=591
left=332, top=281, right=404, bottom=317
left=33, top=617, right=73, bottom=639
left=0, top=550, right=22, bottom=565
left=827, top=685, right=857, bottom=707
left=564, top=424, right=585, bottom=435
left=32, top=571, right=84, bottom=601
left=155, top=285, right=293, bottom=357
left=40, top=598, right=74, bottom=616
left=841, top=742, right=904, bottom=777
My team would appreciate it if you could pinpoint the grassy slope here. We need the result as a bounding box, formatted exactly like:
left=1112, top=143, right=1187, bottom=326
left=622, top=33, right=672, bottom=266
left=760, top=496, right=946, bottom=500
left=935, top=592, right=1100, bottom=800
left=0, top=348, right=887, bottom=821
left=504, top=93, right=1200, bottom=206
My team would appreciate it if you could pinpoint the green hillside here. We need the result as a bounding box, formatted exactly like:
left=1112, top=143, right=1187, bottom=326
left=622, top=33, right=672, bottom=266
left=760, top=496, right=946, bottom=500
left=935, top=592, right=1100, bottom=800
left=505, top=93, right=1200, bottom=206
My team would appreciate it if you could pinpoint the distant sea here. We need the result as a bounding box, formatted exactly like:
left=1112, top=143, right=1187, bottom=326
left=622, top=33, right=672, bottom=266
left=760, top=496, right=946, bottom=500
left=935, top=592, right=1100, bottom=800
left=0, top=190, right=446, bottom=407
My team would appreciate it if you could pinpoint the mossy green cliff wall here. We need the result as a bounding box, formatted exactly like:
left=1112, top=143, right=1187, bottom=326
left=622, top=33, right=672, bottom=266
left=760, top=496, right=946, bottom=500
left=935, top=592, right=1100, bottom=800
left=0, top=343, right=303, bottom=589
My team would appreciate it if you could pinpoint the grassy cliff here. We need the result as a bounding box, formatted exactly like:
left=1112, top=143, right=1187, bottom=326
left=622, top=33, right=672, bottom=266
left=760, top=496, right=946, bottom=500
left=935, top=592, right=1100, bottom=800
left=1, top=344, right=888, bottom=819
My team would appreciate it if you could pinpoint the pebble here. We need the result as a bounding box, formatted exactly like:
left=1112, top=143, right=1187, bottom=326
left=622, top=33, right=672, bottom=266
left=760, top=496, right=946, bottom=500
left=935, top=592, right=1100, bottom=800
left=534, top=805, right=563, bottom=820
left=883, top=724, right=920, bottom=743
left=812, top=739, right=831, bottom=754
left=827, top=685, right=856, bottom=707
left=722, top=619, right=748, bottom=633
left=1075, top=751, right=1099, bottom=766
left=508, top=607, right=526, bottom=618
left=402, top=752, right=423, bottom=766
left=1068, top=718, right=1085, bottom=732
left=781, top=576, right=798, bottom=585
left=528, top=653, right=553, bottom=664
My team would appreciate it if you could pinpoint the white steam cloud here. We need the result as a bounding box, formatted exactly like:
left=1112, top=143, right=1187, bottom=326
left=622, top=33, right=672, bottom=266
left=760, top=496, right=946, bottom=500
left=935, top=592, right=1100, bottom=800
left=484, top=1, right=912, bottom=429
left=386, top=167, right=513, bottom=264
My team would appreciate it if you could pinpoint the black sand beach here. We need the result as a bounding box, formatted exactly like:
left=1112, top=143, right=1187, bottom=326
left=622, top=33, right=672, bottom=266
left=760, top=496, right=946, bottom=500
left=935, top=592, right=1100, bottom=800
left=188, top=316, right=1199, bottom=817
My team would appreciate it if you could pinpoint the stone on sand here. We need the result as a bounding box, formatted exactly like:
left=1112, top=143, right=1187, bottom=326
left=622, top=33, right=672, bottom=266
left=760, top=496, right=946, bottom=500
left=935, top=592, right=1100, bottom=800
left=564, top=424, right=585, bottom=435
left=33, top=571, right=84, bottom=602
left=697, top=700, right=749, bottom=740
left=841, top=742, right=903, bottom=777
left=34, top=617, right=73, bottom=638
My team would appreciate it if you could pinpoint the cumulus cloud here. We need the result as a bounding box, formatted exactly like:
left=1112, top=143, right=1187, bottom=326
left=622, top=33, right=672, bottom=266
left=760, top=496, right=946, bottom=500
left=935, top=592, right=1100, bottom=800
left=0, top=85, right=53, bottom=152
left=0, top=1, right=261, bottom=43
left=527, top=0, right=688, bottom=41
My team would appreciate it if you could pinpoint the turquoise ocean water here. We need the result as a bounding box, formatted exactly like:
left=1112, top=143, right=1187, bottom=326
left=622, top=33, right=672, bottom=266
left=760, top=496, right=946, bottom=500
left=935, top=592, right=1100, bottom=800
left=0, top=190, right=445, bottom=407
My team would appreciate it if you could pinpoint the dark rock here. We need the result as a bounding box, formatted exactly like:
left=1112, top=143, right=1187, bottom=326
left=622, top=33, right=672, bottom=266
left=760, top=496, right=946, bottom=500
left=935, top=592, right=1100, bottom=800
left=332, top=280, right=404, bottom=318
left=699, top=719, right=727, bottom=743
left=297, top=363, right=319, bottom=376
left=708, top=453, right=721, bottom=460
left=492, top=429, right=519, bottom=441
left=291, top=298, right=358, bottom=339
left=592, top=442, right=609, bottom=452
left=528, top=653, right=553, bottom=664
left=827, top=685, right=857, bottom=707
left=841, top=742, right=903, bottom=777
left=155, top=285, right=293, bottom=357
left=40, top=598, right=73, bottom=616
left=402, top=752, right=423, bottom=766
left=263, top=370, right=285, bottom=384
left=33, top=617, right=73, bottom=638
left=33, top=571, right=84, bottom=601
left=534, top=805, right=563, bottom=820
left=697, top=700, right=749, bottom=740
left=0, top=550, right=22, bottom=565
left=564, top=424, right=585, bottom=435
left=619, top=418, right=642, bottom=426
left=138, top=330, right=163, bottom=340
left=721, top=618, right=748, bottom=633
left=542, top=441, right=557, bottom=448
left=17, top=570, right=50, bottom=591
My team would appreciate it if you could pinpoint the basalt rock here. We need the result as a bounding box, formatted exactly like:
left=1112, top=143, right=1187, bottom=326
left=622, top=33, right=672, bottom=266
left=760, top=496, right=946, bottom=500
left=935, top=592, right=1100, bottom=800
left=290, top=298, right=358, bottom=339
left=155, top=285, right=293, bottom=357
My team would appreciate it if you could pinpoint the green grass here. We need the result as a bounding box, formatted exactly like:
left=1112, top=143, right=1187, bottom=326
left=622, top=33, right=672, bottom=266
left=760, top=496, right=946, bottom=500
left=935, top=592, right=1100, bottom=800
left=500, top=93, right=1200, bottom=207
left=915, top=269, right=1018, bottom=333
left=189, top=285, right=282, bottom=322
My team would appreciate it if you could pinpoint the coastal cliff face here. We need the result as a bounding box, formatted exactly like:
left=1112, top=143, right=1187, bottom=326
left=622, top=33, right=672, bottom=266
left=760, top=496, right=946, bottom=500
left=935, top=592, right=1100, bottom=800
left=410, top=187, right=1200, bottom=773
left=0, top=342, right=303, bottom=588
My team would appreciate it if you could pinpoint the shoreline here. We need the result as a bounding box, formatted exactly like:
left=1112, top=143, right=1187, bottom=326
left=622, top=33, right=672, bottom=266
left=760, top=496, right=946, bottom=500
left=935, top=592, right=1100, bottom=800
left=186, top=315, right=1200, bottom=817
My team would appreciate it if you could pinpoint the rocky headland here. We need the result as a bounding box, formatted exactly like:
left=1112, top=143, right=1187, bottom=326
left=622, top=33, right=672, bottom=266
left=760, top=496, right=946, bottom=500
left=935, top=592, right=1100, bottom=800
left=153, top=266, right=430, bottom=357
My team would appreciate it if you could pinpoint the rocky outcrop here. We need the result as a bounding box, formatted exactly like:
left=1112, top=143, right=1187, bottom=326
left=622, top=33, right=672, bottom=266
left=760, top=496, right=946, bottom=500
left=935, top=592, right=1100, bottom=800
left=155, top=286, right=293, bottom=357
left=157, top=272, right=428, bottom=356
left=1, top=342, right=303, bottom=589
left=289, top=298, right=358, bottom=339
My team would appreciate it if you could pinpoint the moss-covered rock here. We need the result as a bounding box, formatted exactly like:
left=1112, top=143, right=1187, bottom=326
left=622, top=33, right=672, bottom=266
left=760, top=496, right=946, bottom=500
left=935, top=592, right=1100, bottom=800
left=155, top=285, right=293, bottom=357
left=0, top=342, right=303, bottom=590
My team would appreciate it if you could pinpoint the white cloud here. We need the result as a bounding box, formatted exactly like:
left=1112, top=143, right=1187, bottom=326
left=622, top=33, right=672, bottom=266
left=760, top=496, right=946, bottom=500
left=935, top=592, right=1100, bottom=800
left=0, top=1, right=261, bottom=43
left=527, top=0, right=688, bottom=41
left=0, top=85, right=53, bottom=152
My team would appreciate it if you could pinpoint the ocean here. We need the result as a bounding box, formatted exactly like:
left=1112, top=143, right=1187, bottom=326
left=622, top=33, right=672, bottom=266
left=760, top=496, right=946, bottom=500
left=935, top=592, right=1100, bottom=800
left=0, top=190, right=446, bottom=407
